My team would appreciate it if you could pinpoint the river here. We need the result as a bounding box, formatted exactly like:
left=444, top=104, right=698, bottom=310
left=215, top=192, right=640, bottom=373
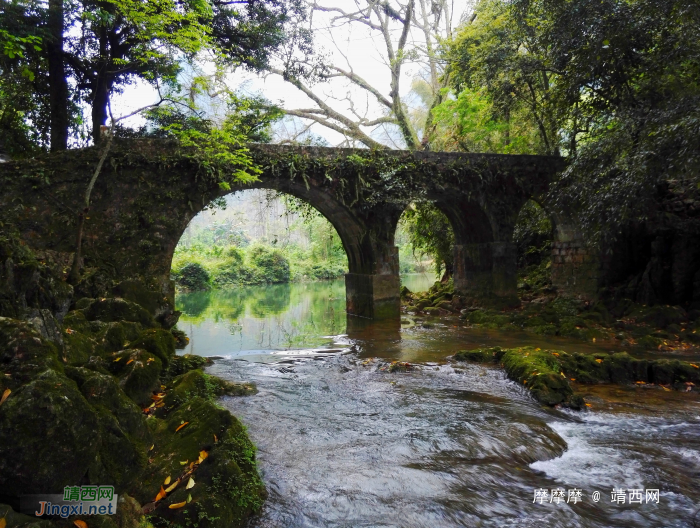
left=176, top=275, right=700, bottom=528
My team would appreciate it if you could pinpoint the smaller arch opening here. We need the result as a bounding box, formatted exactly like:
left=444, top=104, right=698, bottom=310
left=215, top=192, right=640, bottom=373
left=396, top=202, right=456, bottom=293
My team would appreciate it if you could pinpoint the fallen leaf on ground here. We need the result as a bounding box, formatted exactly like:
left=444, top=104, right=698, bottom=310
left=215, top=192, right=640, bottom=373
left=176, top=421, right=189, bottom=432
left=0, top=388, right=10, bottom=406
left=187, top=493, right=192, bottom=503
left=165, top=480, right=179, bottom=493
left=595, top=359, right=603, bottom=363
left=186, top=477, right=195, bottom=490
left=691, top=364, right=699, bottom=369
left=149, top=444, right=154, bottom=451
left=113, top=357, right=122, bottom=362
left=169, top=502, right=186, bottom=509
left=126, top=359, right=134, bottom=365
left=73, top=521, right=87, bottom=528
left=154, top=486, right=166, bottom=502
left=198, top=450, right=208, bottom=462
left=213, top=434, right=218, bottom=443
left=164, top=476, right=171, bottom=485
left=0, top=518, right=6, bottom=528
left=179, top=460, right=188, bottom=465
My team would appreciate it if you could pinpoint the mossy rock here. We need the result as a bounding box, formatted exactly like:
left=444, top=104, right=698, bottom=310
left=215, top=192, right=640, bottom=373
left=65, top=366, right=151, bottom=443
left=128, top=328, right=175, bottom=367
left=163, top=370, right=256, bottom=409
left=604, top=352, right=649, bottom=383
left=110, top=349, right=163, bottom=406
left=82, top=298, right=156, bottom=327
left=0, top=317, right=63, bottom=388
left=632, top=304, right=687, bottom=328
left=0, top=369, right=100, bottom=496
left=97, top=321, right=144, bottom=354
left=0, top=503, right=53, bottom=527
left=165, top=354, right=212, bottom=381
left=454, top=349, right=501, bottom=363
left=414, top=299, right=431, bottom=311
left=171, top=328, right=190, bottom=349
left=62, top=329, right=99, bottom=365
left=133, top=397, right=265, bottom=528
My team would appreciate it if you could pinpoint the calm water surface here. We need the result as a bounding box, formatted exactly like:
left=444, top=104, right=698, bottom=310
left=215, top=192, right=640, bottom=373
left=176, top=276, right=700, bottom=527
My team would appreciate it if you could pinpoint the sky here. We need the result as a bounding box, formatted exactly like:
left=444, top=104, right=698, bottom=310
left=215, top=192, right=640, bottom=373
left=111, top=1, right=471, bottom=147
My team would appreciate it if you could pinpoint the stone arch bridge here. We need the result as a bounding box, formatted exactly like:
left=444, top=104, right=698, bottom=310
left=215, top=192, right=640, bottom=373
left=0, top=140, right=594, bottom=321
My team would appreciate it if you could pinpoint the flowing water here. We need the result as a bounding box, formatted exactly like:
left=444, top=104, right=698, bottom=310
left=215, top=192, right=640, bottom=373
left=176, top=276, right=700, bottom=528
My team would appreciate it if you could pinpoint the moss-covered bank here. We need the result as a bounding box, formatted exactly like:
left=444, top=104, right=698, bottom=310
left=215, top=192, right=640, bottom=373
left=0, top=234, right=265, bottom=528
left=454, top=346, right=700, bottom=408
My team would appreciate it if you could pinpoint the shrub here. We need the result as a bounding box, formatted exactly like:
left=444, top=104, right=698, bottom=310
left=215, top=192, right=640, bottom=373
left=176, top=262, right=210, bottom=291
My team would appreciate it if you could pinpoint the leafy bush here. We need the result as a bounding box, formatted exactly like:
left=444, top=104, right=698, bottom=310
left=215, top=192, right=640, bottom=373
left=175, top=262, right=210, bottom=291
left=248, top=245, right=290, bottom=283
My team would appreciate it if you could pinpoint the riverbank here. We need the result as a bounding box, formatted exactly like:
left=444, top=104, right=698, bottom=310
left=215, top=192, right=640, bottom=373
left=0, top=230, right=264, bottom=528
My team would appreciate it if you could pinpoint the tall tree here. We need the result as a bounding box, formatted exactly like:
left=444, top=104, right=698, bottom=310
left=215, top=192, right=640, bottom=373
left=268, top=0, right=467, bottom=150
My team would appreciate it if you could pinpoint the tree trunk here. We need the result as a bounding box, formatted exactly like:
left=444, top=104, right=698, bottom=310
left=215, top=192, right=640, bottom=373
left=92, top=78, right=110, bottom=143
left=47, top=0, right=69, bottom=151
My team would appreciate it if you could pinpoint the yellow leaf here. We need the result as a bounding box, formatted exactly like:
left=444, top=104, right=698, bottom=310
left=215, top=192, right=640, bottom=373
left=149, top=444, right=154, bottom=451
left=570, top=378, right=576, bottom=381
left=126, top=359, right=134, bottom=365
left=560, top=372, right=565, bottom=377
left=552, top=352, right=559, bottom=356
left=165, top=480, right=179, bottom=493
left=113, top=357, right=122, bottom=362
left=154, top=486, right=166, bottom=502
left=691, top=364, right=699, bottom=369
left=187, top=493, right=192, bottom=503
left=197, top=450, right=208, bottom=464
left=592, top=338, right=596, bottom=343
left=164, top=476, right=171, bottom=485
left=169, top=501, right=186, bottom=509
left=186, top=477, right=195, bottom=490
left=213, top=434, right=218, bottom=443
left=595, top=359, right=603, bottom=364
left=0, top=388, right=10, bottom=406
left=73, top=521, right=88, bottom=528
left=0, top=518, right=6, bottom=528
left=179, top=460, right=188, bottom=465
left=662, top=386, right=671, bottom=392
left=585, top=403, right=592, bottom=407
left=175, top=421, right=189, bottom=432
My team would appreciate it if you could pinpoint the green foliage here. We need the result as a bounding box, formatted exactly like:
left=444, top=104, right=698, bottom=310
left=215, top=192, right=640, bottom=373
left=176, top=262, right=211, bottom=291
left=445, top=0, right=700, bottom=244
left=400, top=203, right=454, bottom=277
left=513, top=200, right=552, bottom=268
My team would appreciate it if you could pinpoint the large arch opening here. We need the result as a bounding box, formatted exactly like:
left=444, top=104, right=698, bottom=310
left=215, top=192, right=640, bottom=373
left=171, top=189, right=351, bottom=356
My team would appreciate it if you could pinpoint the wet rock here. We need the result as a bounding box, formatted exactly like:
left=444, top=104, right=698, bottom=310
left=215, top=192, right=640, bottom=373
left=0, top=317, right=63, bottom=387
left=128, top=328, right=176, bottom=367
left=164, top=354, right=212, bottom=381
left=0, top=369, right=101, bottom=495
left=163, top=369, right=256, bottom=409
left=82, top=298, right=157, bottom=328
left=110, top=349, right=163, bottom=407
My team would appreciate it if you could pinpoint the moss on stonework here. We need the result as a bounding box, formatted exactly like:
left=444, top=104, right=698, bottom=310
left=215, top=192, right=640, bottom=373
left=128, top=328, right=175, bottom=367
left=138, top=397, right=265, bottom=528
left=110, top=349, right=164, bottom=406
left=164, top=354, right=212, bottom=382
left=0, top=317, right=63, bottom=388
left=162, top=369, right=256, bottom=409
left=82, top=298, right=157, bottom=328
left=0, top=368, right=101, bottom=495
left=454, top=346, right=700, bottom=408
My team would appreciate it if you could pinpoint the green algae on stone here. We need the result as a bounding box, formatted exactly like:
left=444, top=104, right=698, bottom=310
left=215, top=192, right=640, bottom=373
left=110, top=349, right=163, bottom=407
left=127, top=328, right=175, bottom=367
left=164, top=354, right=212, bottom=381
left=0, top=368, right=101, bottom=495
left=0, top=503, right=53, bottom=528
left=163, top=369, right=256, bottom=409
left=0, top=317, right=63, bottom=388
left=135, top=397, right=265, bottom=528
left=82, top=298, right=157, bottom=328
